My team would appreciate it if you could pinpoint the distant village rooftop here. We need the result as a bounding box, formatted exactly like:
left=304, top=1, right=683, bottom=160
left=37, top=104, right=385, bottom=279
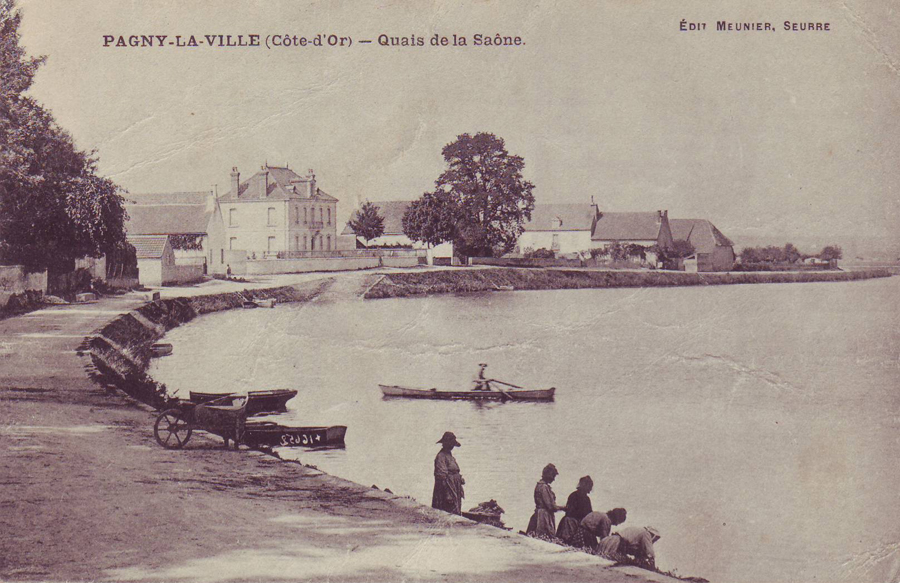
left=591, top=211, right=668, bottom=241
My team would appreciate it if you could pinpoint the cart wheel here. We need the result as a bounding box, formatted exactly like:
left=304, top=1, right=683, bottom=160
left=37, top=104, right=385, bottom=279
left=154, top=408, right=192, bottom=449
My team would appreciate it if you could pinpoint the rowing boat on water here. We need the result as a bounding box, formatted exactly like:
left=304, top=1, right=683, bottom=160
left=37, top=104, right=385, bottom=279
left=189, top=389, right=298, bottom=415
left=379, top=384, right=555, bottom=401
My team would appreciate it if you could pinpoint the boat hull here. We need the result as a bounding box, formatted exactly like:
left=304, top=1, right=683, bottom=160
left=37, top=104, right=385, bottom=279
left=243, top=423, right=347, bottom=448
left=150, top=343, right=173, bottom=357
left=189, top=389, right=298, bottom=415
left=379, top=384, right=555, bottom=401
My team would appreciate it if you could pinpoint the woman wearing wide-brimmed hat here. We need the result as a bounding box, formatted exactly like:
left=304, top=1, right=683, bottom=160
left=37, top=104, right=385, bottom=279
left=526, top=463, right=565, bottom=538
left=432, top=431, right=465, bottom=514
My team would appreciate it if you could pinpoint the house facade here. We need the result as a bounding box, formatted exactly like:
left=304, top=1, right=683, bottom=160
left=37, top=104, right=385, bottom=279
left=590, top=210, right=675, bottom=265
left=669, top=219, right=735, bottom=272
left=217, top=165, right=339, bottom=257
left=124, top=191, right=227, bottom=274
left=341, top=200, right=454, bottom=259
left=518, top=203, right=600, bottom=256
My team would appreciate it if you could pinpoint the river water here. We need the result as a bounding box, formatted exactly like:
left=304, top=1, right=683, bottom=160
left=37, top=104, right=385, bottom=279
left=150, top=276, right=900, bottom=582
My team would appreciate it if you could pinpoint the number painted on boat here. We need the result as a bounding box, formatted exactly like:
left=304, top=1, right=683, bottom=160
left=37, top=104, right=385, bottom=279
left=279, top=431, right=325, bottom=446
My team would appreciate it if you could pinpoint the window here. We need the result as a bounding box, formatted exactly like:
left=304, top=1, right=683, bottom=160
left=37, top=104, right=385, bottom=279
left=267, top=207, right=276, bottom=226
left=295, top=235, right=299, bottom=250
left=319, top=208, right=323, bottom=223
left=327, top=208, right=331, bottom=225
left=326, top=235, right=331, bottom=250
left=310, top=235, right=315, bottom=251
left=304, top=207, right=308, bottom=224
left=229, top=237, right=237, bottom=250
left=267, top=237, right=276, bottom=253
left=303, top=235, right=308, bottom=250
left=229, top=208, right=237, bottom=226
left=220, top=249, right=224, bottom=263
left=294, top=206, right=299, bottom=224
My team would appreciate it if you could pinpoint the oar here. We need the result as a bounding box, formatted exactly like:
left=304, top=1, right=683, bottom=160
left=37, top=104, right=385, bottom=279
left=486, top=379, right=517, bottom=401
left=490, top=379, right=524, bottom=390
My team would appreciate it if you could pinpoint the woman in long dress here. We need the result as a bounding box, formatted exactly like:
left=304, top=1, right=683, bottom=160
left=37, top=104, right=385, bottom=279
left=526, top=463, right=565, bottom=538
left=556, top=475, right=594, bottom=543
left=432, top=431, right=465, bottom=514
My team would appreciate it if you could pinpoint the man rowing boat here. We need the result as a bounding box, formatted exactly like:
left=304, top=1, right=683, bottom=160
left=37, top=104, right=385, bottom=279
left=472, top=363, right=492, bottom=391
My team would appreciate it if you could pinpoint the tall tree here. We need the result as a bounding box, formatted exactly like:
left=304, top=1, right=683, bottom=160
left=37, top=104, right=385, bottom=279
left=347, top=200, right=384, bottom=247
left=431, top=132, right=535, bottom=257
left=401, top=190, right=457, bottom=249
left=819, top=245, right=843, bottom=261
left=0, top=0, right=127, bottom=271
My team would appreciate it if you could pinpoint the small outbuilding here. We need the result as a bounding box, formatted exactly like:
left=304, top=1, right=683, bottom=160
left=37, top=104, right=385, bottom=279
left=669, top=219, right=735, bottom=271
left=128, top=235, right=203, bottom=287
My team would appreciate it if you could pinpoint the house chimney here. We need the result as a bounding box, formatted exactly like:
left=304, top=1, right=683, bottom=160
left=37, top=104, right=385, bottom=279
left=307, top=169, right=316, bottom=198
left=231, top=167, right=240, bottom=197
left=260, top=165, right=269, bottom=198
left=657, top=210, right=663, bottom=223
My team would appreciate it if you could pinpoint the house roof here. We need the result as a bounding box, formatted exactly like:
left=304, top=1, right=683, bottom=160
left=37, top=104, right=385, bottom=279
left=125, top=204, right=213, bottom=235
left=523, top=204, right=597, bottom=232
left=591, top=212, right=663, bottom=241
left=127, top=235, right=170, bottom=259
left=341, top=201, right=412, bottom=236
left=669, top=219, right=734, bottom=253
left=217, top=166, right=338, bottom=203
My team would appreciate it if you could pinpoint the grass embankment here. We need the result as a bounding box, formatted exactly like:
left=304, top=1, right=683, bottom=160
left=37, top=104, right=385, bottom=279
left=87, top=281, right=329, bottom=407
left=365, top=267, right=892, bottom=299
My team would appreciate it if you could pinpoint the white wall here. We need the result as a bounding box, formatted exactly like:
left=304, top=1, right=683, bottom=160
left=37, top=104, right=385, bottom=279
left=362, top=234, right=454, bottom=258
left=136, top=259, right=163, bottom=286
left=518, top=231, right=593, bottom=255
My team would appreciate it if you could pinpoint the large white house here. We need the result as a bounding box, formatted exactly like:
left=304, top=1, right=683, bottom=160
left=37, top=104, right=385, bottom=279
left=217, top=165, right=339, bottom=257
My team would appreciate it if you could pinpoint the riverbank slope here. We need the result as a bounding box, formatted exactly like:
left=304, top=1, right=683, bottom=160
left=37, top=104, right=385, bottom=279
left=364, top=267, right=892, bottom=299
left=1, top=271, right=686, bottom=583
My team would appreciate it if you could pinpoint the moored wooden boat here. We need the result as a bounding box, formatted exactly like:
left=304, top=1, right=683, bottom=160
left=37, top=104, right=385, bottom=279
left=189, top=389, right=298, bottom=415
left=150, top=343, right=173, bottom=357
left=379, top=384, right=555, bottom=401
left=241, top=298, right=276, bottom=309
left=243, top=422, right=347, bottom=448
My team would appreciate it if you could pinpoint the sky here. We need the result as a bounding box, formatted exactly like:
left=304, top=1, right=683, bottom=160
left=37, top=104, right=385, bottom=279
left=16, top=0, right=900, bottom=257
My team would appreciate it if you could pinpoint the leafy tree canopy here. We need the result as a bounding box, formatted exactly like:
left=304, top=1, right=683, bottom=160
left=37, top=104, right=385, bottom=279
left=819, top=245, right=843, bottom=261
left=347, top=200, right=384, bottom=246
left=401, top=190, right=457, bottom=248
left=428, top=132, right=535, bottom=257
left=0, top=0, right=128, bottom=271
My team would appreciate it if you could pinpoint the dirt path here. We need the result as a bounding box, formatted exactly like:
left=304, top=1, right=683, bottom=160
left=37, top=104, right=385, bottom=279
left=0, top=277, right=679, bottom=583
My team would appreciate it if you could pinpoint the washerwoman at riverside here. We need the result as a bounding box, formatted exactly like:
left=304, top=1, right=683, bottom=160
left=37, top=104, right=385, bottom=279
left=572, top=508, right=627, bottom=552
left=526, top=463, right=565, bottom=538
left=432, top=431, right=465, bottom=514
left=556, top=475, right=594, bottom=543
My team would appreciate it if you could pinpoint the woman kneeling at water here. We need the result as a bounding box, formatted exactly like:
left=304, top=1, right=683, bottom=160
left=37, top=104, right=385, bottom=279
left=597, top=525, right=661, bottom=569
left=556, top=475, right=594, bottom=543
left=572, top=508, right=626, bottom=552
